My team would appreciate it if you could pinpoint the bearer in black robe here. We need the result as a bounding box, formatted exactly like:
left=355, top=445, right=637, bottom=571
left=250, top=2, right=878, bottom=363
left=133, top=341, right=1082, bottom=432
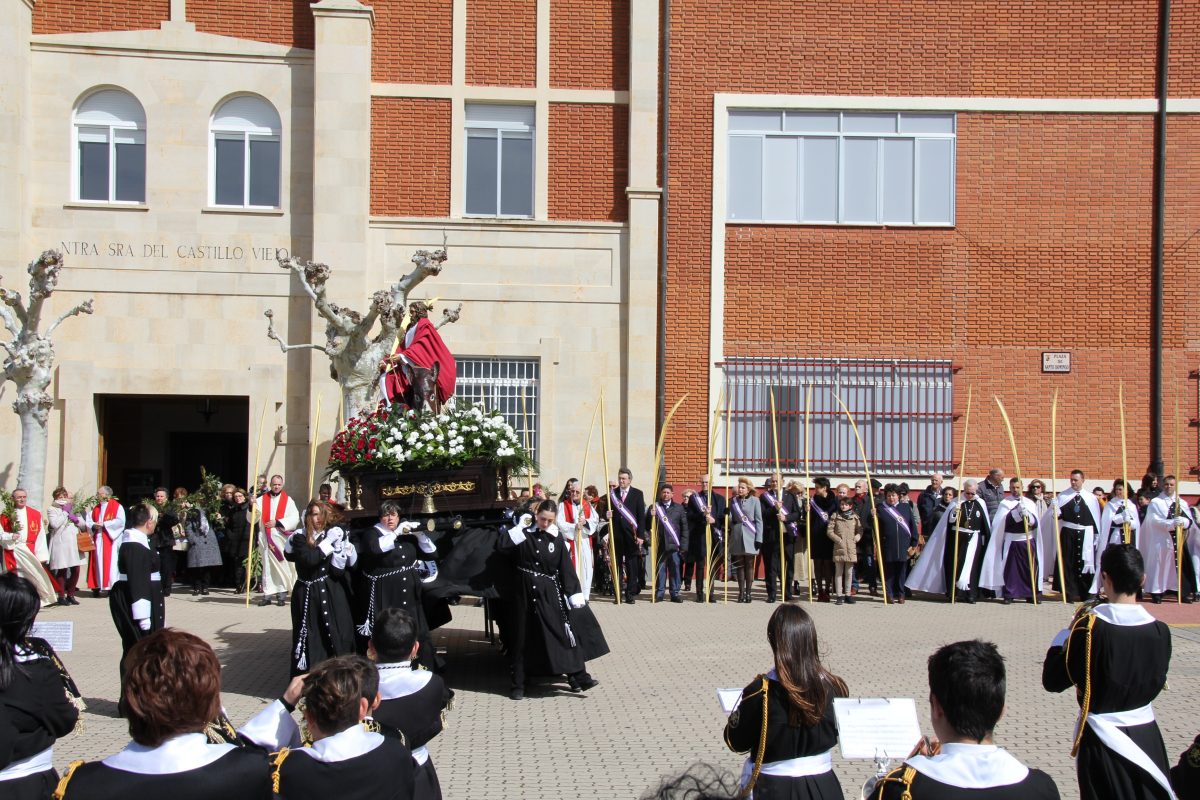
left=1042, top=544, right=1174, bottom=800
left=354, top=500, right=440, bottom=670
left=499, top=498, right=608, bottom=700
left=109, top=502, right=164, bottom=713
left=871, top=640, right=1060, bottom=800
left=942, top=481, right=989, bottom=602
left=682, top=474, right=726, bottom=603
left=367, top=608, right=454, bottom=800
left=1044, top=469, right=1103, bottom=602
left=285, top=501, right=357, bottom=675
left=239, top=655, right=415, bottom=800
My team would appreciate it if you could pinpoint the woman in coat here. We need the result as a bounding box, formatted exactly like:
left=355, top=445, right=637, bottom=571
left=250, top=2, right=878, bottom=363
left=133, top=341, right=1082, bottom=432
left=181, top=501, right=222, bottom=596
left=46, top=487, right=85, bottom=606
left=826, top=496, right=862, bottom=605
left=729, top=477, right=763, bottom=603
left=223, top=488, right=251, bottom=589
left=286, top=501, right=357, bottom=675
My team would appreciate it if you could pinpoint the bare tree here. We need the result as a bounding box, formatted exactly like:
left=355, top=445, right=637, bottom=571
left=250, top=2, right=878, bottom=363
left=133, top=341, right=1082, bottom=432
left=265, top=246, right=462, bottom=417
left=0, top=250, right=94, bottom=503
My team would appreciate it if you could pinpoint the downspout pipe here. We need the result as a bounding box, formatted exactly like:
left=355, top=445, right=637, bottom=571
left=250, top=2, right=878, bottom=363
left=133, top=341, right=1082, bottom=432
left=657, top=0, right=670, bottom=483
left=1149, top=0, right=1170, bottom=476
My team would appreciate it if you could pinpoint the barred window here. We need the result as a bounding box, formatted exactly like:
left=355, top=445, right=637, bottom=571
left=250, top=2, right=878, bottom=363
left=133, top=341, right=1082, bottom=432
left=721, top=357, right=954, bottom=476
left=455, top=357, right=540, bottom=463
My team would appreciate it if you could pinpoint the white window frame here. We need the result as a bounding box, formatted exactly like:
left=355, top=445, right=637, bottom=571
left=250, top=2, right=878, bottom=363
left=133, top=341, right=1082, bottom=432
left=463, top=104, right=535, bottom=220
left=727, top=110, right=956, bottom=226
left=72, top=89, right=147, bottom=205
left=454, top=357, right=540, bottom=463
left=209, top=95, right=282, bottom=209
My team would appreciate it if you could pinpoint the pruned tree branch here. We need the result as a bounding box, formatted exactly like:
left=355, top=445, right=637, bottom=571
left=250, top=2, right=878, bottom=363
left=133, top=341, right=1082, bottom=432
left=264, top=309, right=332, bottom=355
left=46, top=299, right=95, bottom=336
left=277, top=256, right=353, bottom=333
left=436, top=303, right=463, bottom=330
left=0, top=301, right=19, bottom=338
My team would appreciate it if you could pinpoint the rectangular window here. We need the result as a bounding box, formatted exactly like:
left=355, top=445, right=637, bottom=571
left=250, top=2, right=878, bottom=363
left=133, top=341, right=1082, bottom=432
left=728, top=111, right=955, bottom=226
left=465, top=104, right=535, bottom=218
left=720, top=357, right=954, bottom=476
left=454, top=357, right=540, bottom=464
left=77, top=126, right=145, bottom=203
left=213, top=132, right=280, bottom=208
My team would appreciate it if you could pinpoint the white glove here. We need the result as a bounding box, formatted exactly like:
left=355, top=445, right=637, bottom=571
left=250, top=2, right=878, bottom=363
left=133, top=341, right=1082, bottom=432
left=397, top=520, right=421, bottom=535
left=1110, top=512, right=1125, bottom=525
left=417, top=560, right=439, bottom=583
left=414, top=532, right=437, bottom=554
left=1009, top=506, right=1024, bottom=522
left=1173, top=516, right=1192, bottom=528
left=518, top=513, right=532, bottom=529
left=326, top=528, right=345, bottom=548
left=568, top=592, right=586, bottom=609
left=138, top=618, right=151, bottom=632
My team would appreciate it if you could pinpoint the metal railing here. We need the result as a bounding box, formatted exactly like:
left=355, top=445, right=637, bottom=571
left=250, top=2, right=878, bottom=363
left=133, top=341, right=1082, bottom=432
left=455, top=357, right=540, bottom=463
left=720, top=357, right=954, bottom=476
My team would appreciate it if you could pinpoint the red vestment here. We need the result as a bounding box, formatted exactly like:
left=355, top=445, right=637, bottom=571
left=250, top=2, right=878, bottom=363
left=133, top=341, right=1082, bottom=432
left=383, top=318, right=457, bottom=404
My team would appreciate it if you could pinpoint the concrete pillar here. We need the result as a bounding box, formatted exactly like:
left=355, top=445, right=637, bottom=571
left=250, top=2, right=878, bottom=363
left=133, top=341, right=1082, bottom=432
left=0, top=1, right=34, bottom=270
left=625, top=0, right=661, bottom=481
left=299, top=0, right=374, bottom=493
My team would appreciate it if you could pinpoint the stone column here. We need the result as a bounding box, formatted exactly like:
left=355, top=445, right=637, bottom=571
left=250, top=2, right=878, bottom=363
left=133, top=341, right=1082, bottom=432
left=0, top=1, right=34, bottom=268
left=300, top=0, right=374, bottom=491
left=624, top=1, right=661, bottom=481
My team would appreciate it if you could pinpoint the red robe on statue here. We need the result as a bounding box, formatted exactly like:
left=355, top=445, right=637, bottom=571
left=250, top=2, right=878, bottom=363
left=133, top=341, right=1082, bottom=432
left=383, top=318, right=457, bottom=404
left=0, top=508, right=41, bottom=572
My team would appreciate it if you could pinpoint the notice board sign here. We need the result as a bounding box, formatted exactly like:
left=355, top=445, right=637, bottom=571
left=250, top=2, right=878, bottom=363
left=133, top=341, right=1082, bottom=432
left=1042, top=352, right=1071, bottom=373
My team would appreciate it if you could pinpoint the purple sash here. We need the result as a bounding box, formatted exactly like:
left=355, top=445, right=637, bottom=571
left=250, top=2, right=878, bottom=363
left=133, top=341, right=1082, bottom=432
left=730, top=498, right=757, bottom=536
left=691, top=493, right=709, bottom=515
left=764, top=491, right=798, bottom=536
left=610, top=490, right=639, bottom=530
left=883, top=504, right=911, bottom=536
left=809, top=498, right=829, bottom=524
left=655, top=504, right=681, bottom=548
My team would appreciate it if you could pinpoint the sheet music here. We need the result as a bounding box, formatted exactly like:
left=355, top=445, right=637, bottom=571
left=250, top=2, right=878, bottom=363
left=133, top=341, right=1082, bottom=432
left=834, top=698, right=922, bottom=760
left=30, top=620, right=74, bottom=652
left=717, top=688, right=743, bottom=714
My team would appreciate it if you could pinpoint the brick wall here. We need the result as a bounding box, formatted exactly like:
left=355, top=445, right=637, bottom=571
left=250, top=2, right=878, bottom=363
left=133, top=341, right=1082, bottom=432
left=33, top=0, right=168, bottom=33
left=373, top=0, right=453, bottom=84
left=370, top=98, right=451, bottom=217
left=550, top=0, right=629, bottom=90
left=191, top=0, right=314, bottom=49
left=466, top=0, right=535, bottom=87
left=548, top=104, right=628, bottom=222
left=663, top=1, right=1200, bottom=484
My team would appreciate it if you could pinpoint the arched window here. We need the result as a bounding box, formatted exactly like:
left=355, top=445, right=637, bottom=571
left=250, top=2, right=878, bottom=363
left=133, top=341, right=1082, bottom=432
left=210, top=95, right=281, bottom=208
left=74, top=89, right=146, bottom=203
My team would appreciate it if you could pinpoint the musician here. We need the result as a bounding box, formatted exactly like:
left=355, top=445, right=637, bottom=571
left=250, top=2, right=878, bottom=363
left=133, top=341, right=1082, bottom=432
left=724, top=605, right=847, bottom=799
left=1042, top=544, right=1173, bottom=800
left=907, top=480, right=989, bottom=602
left=646, top=484, right=689, bottom=603
left=682, top=474, right=726, bottom=603
left=1141, top=475, right=1193, bottom=604
left=498, top=499, right=607, bottom=700
left=604, top=468, right=647, bottom=603
left=871, top=640, right=1060, bottom=799
left=1042, top=469, right=1103, bottom=603
left=367, top=608, right=454, bottom=800
left=556, top=478, right=598, bottom=601
left=981, top=478, right=1053, bottom=604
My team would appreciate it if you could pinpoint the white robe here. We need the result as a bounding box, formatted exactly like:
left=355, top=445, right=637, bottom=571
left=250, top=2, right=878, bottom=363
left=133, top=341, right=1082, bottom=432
left=1041, top=488, right=1104, bottom=576
left=906, top=496, right=989, bottom=594
left=258, top=492, right=300, bottom=596
left=557, top=502, right=598, bottom=601
left=0, top=524, right=57, bottom=606
left=980, top=496, right=1056, bottom=593
left=1087, top=498, right=1141, bottom=594
left=90, top=500, right=127, bottom=590
left=1141, top=494, right=1190, bottom=595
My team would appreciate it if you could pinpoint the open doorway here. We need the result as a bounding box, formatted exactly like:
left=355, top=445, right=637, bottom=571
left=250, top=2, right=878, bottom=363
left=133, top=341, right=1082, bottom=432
left=97, top=395, right=249, bottom=499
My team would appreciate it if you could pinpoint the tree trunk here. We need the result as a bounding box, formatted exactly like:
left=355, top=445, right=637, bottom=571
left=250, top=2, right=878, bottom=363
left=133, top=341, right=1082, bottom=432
left=14, top=385, right=50, bottom=505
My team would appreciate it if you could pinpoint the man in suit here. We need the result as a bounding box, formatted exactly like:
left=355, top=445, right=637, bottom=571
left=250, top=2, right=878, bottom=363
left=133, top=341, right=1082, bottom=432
left=683, top=474, right=726, bottom=602
left=647, top=484, right=689, bottom=603
left=759, top=475, right=803, bottom=603
left=604, top=467, right=646, bottom=603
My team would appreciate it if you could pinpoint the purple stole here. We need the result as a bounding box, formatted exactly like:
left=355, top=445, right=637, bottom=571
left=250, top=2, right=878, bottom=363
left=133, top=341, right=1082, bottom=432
left=610, top=489, right=638, bottom=530
left=764, top=491, right=798, bottom=536
left=883, top=504, right=911, bottom=537
left=655, top=503, right=681, bottom=548
left=809, top=498, right=830, bottom=524
left=730, top=498, right=757, bottom=536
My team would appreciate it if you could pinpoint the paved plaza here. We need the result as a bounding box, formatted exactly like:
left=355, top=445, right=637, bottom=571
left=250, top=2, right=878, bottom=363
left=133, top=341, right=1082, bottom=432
left=43, top=584, right=1200, bottom=799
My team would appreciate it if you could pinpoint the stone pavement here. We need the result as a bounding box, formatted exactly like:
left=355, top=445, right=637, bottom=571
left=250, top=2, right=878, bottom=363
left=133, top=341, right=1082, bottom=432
left=41, top=584, right=1200, bottom=800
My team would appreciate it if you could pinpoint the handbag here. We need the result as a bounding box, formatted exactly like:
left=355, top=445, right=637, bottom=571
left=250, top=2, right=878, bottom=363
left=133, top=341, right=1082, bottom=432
left=76, top=531, right=96, bottom=553
left=172, top=522, right=189, bottom=552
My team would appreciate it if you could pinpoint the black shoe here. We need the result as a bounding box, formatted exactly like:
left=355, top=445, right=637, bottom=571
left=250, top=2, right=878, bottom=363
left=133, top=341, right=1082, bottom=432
left=510, top=688, right=524, bottom=700
left=576, top=676, right=599, bottom=692
left=695, top=593, right=705, bottom=603
left=834, top=596, right=843, bottom=605
left=844, top=595, right=856, bottom=605
left=91, top=589, right=100, bottom=598
left=192, top=588, right=200, bottom=596
left=708, top=595, right=718, bottom=603
left=275, top=594, right=287, bottom=606
left=258, top=596, right=273, bottom=607
left=1152, top=594, right=1162, bottom=604
left=566, top=676, right=581, bottom=692
left=200, top=587, right=209, bottom=596
left=966, top=596, right=977, bottom=604
left=624, top=596, right=636, bottom=604
left=67, top=596, right=80, bottom=606
left=766, top=594, right=777, bottom=603
left=670, top=596, right=682, bottom=603
left=1002, top=598, right=1013, bottom=605
left=682, top=581, right=691, bottom=592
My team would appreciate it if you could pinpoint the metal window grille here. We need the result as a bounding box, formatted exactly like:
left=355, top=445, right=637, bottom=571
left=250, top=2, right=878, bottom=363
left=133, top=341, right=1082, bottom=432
left=455, top=357, right=540, bottom=463
left=720, top=357, right=954, bottom=476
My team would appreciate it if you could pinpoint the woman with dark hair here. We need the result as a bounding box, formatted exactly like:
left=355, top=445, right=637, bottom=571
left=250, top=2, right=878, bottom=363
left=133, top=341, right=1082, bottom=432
left=499, top=498, right=608, bottom=700
left=57, top=629, right=271, bottom=800
left=725, top=604, right=848, bottom=799
left=1043, top=544, right=1173, bottom=800
left=0, top=573, right=79, bottom=799
left=223, top=488, right=251, bottom=589
left=286, top=501, right=357, bottom=675
left=239, top=655, right=415, bottom=800
left=353, top=500, right=439, bottom=669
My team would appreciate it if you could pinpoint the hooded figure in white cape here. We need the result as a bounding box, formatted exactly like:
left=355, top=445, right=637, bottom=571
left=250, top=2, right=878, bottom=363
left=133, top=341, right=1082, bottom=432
left=1040, top=477, right=1103, bottom=602
left=980, top=491, right=1056, bottom=602
left=907, top=483, right=990, bottom=599
left=1141, top=478, right=1191, bottom=599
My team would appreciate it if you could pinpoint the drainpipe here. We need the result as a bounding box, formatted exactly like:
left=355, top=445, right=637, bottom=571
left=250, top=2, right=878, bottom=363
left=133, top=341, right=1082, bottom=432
left=1149, top=0, right=1170, bottom=476
left=657, top=0, right=670, bottom=484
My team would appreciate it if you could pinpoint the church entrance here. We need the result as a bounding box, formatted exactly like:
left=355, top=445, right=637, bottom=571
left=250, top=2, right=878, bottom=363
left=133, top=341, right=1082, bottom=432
left=96, top=395, right=249, bottom=500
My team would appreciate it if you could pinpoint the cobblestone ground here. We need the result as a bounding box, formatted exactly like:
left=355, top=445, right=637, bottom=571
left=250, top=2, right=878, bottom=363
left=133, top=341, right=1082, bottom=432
left=45, top=582, right=1199, bottom=800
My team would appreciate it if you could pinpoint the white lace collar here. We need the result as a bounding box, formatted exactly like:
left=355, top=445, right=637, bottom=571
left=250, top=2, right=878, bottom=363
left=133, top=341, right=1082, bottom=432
left=906, top=743, right=1029, bottom=789
left=102, top=733, right=235, bottom=774
left=1093, top=602, right=1156, bottom=627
